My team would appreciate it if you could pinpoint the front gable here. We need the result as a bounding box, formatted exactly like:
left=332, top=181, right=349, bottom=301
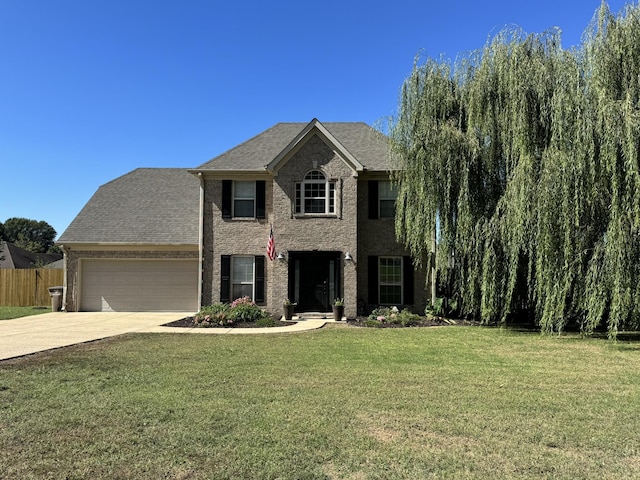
left=266, top=119, right=365, bottom=176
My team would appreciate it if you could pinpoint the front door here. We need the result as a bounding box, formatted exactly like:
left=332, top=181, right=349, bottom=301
left=289, top=252, right=340, bottom=312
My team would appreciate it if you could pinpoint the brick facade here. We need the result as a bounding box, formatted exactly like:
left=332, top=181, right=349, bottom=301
left=202, top=133, right=428, bottom=318
left=61, top=121, right=429, bottom=315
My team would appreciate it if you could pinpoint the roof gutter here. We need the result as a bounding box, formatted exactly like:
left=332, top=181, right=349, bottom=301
left=187, top=169, right=270, bottom=179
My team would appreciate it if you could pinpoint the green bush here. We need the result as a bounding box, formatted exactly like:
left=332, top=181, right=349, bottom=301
left=228, top=303, right=269, bottom=323
left=368, top=307, right=422, bottom=327
left=397, top=309, right=421, bottom=326
left=194, top=299, right=270, bottom=327
left=426, top=297, right=458, bottom=317
left=256, top=317, right=277, bottom=327
left=368, top=306, right=395, bottom=323
left=194, top=303, right=231, bottom=327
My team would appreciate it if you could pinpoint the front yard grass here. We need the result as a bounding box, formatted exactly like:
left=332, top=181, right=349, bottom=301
left=0, top=306, right=50, bottom=320
left=1, top=326, right=639, bottom=479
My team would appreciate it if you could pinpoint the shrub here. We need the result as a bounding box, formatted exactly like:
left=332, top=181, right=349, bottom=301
left=366, top=306, right=421, bottom=327
left=231, top=296, right=254, bottom=308
left=194, top=303, right=231, bottom=327
left=193, top=299, right=270, bottom=327
left=256, top=317, right=277, bottom=327
left=397, top=309, right=421, bottom=326
left=425, top=297, right=459, bottom=318
left=368, top=306, right=400, bottom=324
left=227, top=298, right=270, bottom=323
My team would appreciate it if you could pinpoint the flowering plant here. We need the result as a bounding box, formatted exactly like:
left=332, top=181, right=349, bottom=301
left=231, top=296, right=255, bottom=308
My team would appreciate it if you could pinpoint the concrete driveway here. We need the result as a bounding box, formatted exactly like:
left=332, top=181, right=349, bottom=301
left=0, top=312, right=330, bottom=361
left=0, top=312, right=192, bottom=361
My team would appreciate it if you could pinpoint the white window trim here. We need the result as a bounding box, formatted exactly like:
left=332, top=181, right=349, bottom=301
left=231, top=255, right=255, bottom=300
left=379, top=256, right=403, bottom=305
left=295, top=170, right=336, bottom=215
left=232, top=181, right=256, bottom=218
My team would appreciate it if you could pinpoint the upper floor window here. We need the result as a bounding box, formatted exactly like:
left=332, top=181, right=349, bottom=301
left=233, top=181, right=255, bottom=218
left=378, top=181, right=397, bottom=218
left=368, top=180, right=397, bottom=219
left=222, top=180, right=266, bottom=219
left=295, top=170, right=335, bottom=215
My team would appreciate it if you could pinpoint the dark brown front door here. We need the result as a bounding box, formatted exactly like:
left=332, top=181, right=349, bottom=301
left=289, top=252, right=340, bottom=312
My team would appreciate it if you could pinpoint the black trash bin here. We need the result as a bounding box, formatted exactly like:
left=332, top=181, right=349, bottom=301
left=48, top=286, right=64, bottom=312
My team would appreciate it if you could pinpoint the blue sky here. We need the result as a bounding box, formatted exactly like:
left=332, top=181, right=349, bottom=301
left=0, top=0, right=631, bottom=238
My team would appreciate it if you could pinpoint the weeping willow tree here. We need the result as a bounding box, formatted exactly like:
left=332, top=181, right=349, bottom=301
left=390, top=1, right=640, bottom=337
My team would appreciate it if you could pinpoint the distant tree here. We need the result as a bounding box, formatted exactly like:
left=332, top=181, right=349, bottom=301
left=0, top=221, right=5, bottom=241
left=3, top=217, right=57, bottom=254
left=389, top=2, right=640, bottom=338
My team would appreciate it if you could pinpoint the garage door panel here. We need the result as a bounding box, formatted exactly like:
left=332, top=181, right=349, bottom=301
left=81, top=260, right=198, bottom=312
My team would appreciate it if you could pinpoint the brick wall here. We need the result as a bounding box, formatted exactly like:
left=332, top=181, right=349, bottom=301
left=357, top=176, right=429, bottom=313
left=205, top=134, right=359, bottom=317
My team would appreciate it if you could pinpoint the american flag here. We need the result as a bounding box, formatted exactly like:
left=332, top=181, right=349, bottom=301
left=267, top=226, right=276, bottom=261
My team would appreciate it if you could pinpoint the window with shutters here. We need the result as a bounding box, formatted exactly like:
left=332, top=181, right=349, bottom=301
left=221, top=255, right=265, bottom=304
left=294, top=170, right=335, bottom=215
left=222, top=180, right=266, bottom=219
left=378, top=181, right=397, bottom=218
left=233, top=181, right=255, bottom=218
left=231, top=256, right=255, bottom=300
left=379, top=256, right=403, bottom=305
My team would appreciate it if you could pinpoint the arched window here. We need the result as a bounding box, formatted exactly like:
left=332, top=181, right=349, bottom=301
left=295, top=170, right=335, bottom=214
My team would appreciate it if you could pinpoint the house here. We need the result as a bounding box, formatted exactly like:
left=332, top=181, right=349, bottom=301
left=58, top=119, right=428, bottom=317
left=0, top=241, right=63, bottom=269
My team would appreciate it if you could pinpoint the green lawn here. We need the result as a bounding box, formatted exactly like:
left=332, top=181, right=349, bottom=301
left=1, top=326, right=639, bottom=479
left=0, top=306, right=51, bottom=320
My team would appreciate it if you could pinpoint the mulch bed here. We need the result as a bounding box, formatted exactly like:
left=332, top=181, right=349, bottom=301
left=162, top=316, right=293, bottom=328
left=346, top=316, right=457, bottom=328
left=163, top=315, right=469, bottom=329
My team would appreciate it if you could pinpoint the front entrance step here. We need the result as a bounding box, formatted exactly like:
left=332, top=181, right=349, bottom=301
left=282, top=312, right=345, bottom=322
left=296, top=312, right=331, bottom=320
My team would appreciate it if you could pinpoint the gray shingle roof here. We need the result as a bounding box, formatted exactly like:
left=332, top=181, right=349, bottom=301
left=58, top=168, right=199, bottom=244
left=196, top=121, right=390, bottom=172
left=0, top=242, right=63, bottom=269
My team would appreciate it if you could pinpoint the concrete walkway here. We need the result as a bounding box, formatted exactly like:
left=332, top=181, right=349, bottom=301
left=0, top=312, right=330, bottom=361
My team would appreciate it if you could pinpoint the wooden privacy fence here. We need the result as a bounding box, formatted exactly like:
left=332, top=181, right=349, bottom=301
left=0, top=269, right=64, bottom=307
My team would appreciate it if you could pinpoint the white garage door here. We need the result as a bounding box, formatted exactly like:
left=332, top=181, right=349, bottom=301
left=81, top=259, right=198, bottom=312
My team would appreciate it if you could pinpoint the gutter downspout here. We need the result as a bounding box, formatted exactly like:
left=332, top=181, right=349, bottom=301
left=197, top=173, right=204, bottom=312
left=61, top=245, right=68, bottom=311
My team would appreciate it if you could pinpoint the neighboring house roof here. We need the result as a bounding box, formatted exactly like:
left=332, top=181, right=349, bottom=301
left=44, top=259, right=64, bottom=269
left=58, top=168, right=200, bottom=245
left=0, top=241, right=63, bottom=269
left=195, top=119, right=390, bottom=172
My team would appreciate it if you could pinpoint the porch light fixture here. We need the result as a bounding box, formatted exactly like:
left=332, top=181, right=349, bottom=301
left=277, top=252, right=286, bottom=261
left=344, top=252, right=353, bottom=262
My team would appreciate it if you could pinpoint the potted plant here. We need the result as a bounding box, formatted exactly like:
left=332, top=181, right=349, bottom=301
left=332, top=298, right=344, bottom=321
left=283, top=298, right=296, bottom=320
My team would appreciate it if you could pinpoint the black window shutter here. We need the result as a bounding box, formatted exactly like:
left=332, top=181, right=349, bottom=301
left=403, top=256, right=414, bottom=305
left=222, top=180, right=232, bottom=218
left=368, top=256, right=379, bottom=304
left=220, top=255, right=231, bottom=302
left=254, top=255, right=265, bottom=303
left=256, top=181, right=266, bottom=219
left=368, top=180, right=379, bottom=219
